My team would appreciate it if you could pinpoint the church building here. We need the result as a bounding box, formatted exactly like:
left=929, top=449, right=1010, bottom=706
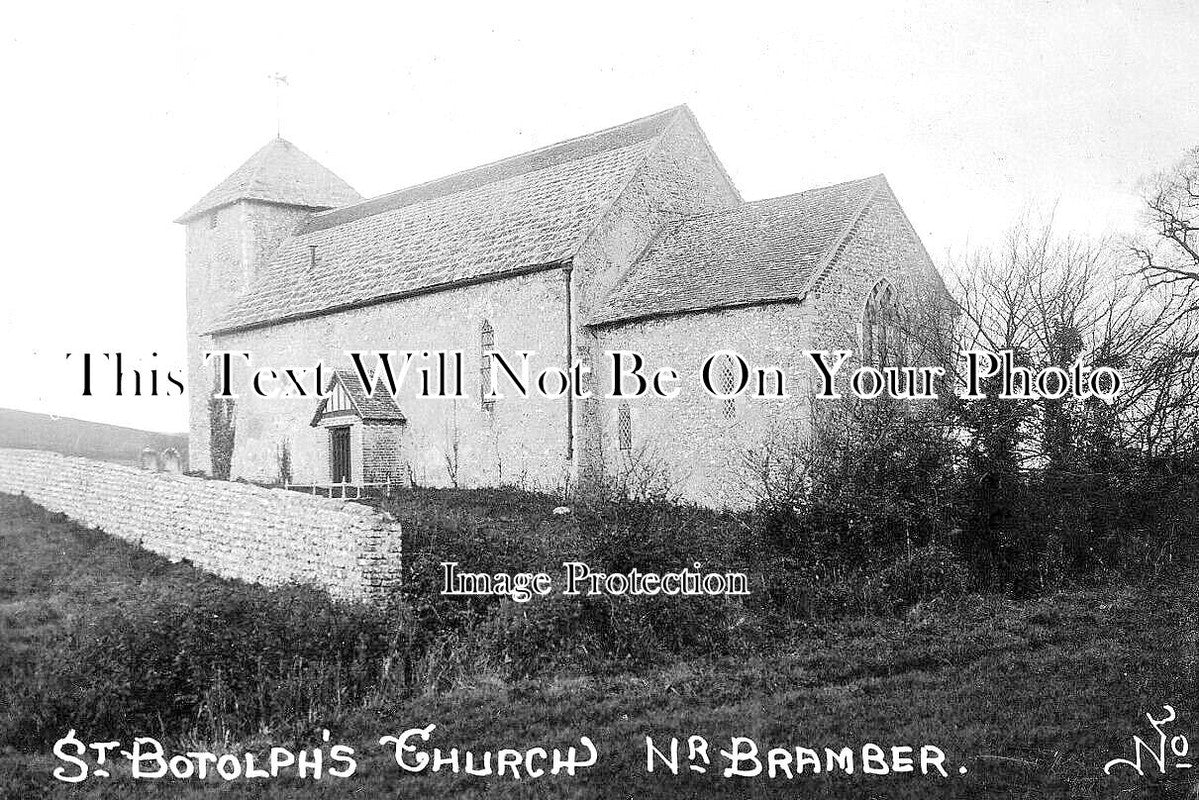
left=179, top=106, right=946, bottom=505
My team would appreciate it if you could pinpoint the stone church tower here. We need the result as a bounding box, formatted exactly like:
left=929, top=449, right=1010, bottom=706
left=176, top=139, right=360, bottom=474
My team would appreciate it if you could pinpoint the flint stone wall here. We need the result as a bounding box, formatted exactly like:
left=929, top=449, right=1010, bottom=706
left=0, top=448, right=401, bottom=604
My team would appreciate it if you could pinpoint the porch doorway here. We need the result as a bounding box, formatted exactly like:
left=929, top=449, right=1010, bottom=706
left=329, top=426, right=352, bottom=483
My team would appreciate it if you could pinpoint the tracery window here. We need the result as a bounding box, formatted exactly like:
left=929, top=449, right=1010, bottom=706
left=862, top=280, right=902, bottom=367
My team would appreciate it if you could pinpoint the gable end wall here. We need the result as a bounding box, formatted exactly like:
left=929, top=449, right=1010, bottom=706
left=587, top=188, right=946, bottom=506
left=571, top=115, right=741, bottom=485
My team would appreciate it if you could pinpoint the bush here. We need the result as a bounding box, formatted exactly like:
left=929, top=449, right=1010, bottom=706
left=385, top=488, right=761, bottom=679
left=746, top=400, right=959, bottom=569
left=1, top=583, right=399, bottom=749
left=861, top=545, right=972, bottom=614
left=483, top=587, right=754, bottom=678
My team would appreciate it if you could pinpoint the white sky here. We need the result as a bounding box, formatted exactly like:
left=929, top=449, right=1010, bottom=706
left=1, top=1, right=1196, bottom=433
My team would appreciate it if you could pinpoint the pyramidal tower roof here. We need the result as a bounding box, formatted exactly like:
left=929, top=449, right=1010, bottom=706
left=176, top=137, right=361, bottom=223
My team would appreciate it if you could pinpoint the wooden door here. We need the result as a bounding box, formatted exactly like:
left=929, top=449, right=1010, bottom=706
left=330, top=427, right=352, bottom=483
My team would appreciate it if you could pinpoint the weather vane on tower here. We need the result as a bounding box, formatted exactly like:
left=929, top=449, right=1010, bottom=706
left=268, top=73, right=289, bottom=138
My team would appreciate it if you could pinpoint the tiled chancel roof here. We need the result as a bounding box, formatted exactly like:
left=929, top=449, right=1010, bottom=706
left=311, top=370, right=405, bottom=425
left=210, top=107, right=690, bottom=334
left=177, top=138, right=362, bottom=223
left=592, top=175, right=886, bottom=326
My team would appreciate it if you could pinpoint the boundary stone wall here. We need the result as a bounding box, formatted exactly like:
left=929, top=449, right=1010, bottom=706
left=0, top=448, right=401, bottom=604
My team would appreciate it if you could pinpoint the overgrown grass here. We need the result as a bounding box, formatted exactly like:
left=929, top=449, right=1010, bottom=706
left=0, top=494, right=403, bottom=752
left=2, top=491, right=1197, bottom=798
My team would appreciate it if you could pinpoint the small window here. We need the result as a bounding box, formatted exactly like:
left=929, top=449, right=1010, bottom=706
left=480, top=319, right=495, bottom=412
left=208, top=211, right=219, bottom=230
left=719, top=358, right=738, bottom=420
left=617, top=402, right=632, bottom=451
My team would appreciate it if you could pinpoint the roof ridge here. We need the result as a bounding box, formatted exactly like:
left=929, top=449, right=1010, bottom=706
left=314, top=106, right=685, bottom=219
left=750, top=173, right=885, bottom=203
left=642, top=174, right=887, bottom=227
left=301, top=106, right=686, bottom=233
left=332, top=366, right=391, bottom=390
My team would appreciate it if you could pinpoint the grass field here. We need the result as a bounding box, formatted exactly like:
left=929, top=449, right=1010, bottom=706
left=0, top=408, right=187, bottom=468
left=1, top=492, right=1197, bottom=799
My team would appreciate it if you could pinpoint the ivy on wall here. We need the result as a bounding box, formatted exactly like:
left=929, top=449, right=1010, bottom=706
left=209, top=398, right=236, bottom=480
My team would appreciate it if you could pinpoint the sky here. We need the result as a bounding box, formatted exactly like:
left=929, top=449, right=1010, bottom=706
left=0, top=1, right=1196, bottom=433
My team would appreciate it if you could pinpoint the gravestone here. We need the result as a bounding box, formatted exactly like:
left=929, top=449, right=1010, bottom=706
left=140, top=447, right=160, bottom=471
left=161, top=448, right=182, bottom=474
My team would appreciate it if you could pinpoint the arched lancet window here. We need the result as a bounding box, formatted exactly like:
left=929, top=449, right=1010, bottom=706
left=480, top=319, right=495, bottom=412
left=617, top=402, right=632, bottom=452
left=862, top=280, right=902, bottom=367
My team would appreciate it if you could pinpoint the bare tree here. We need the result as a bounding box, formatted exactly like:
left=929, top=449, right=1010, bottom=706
left=946, top=218, right=1199, bottom=464
left=1135, top=147, right=1199, bottom=303
left=934, top=218, right=1199, bottom=577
